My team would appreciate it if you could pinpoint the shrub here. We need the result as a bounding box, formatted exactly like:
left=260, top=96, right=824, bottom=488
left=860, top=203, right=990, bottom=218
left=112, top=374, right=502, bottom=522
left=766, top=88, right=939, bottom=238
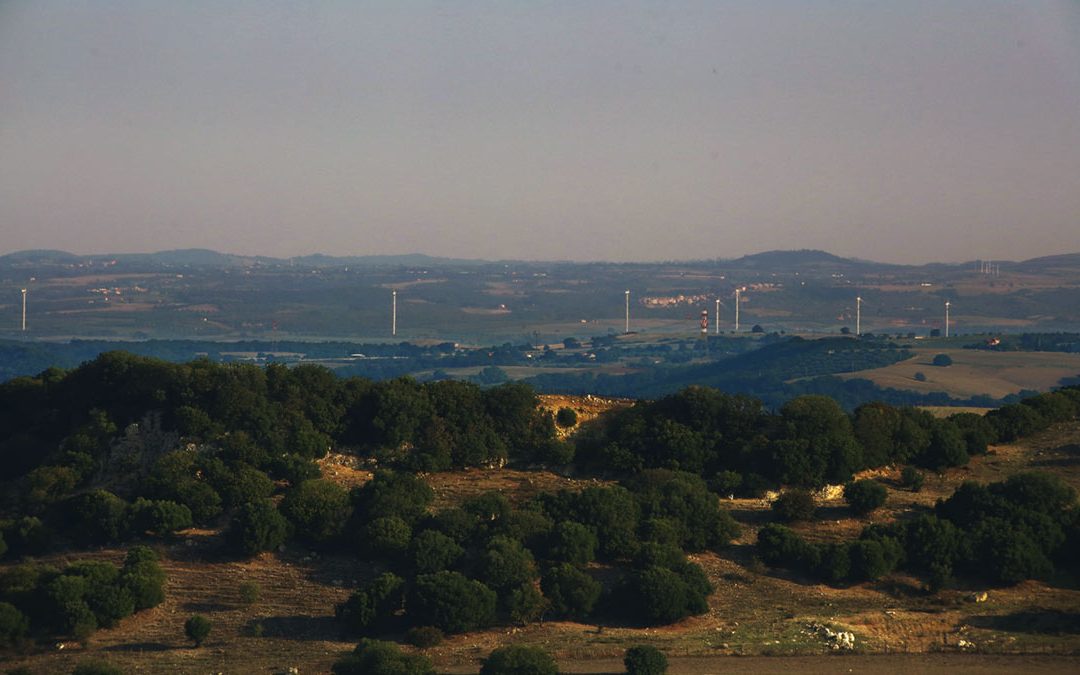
left=555, top=407, right=578, bottom=428
left=900, top=466, right=925, bottom=492
left=184, top=614, right=212, bottom=647
left=844, top=480, right=888, bottom=516
left=405, top=625, right=444, bottom=648
left=238, top=581, right=260, bottom=605
left=772, top=489, right=816, bottom=522
left=625, top=644, right=669, bottom=675
left=932, top=353, right=952, bottom=367
left=480, top=645, right=558, bottom=675
left=332, top=638, right=435, bottom=675
left=0, top=601, right=29, bottom=647
left=914, top=371, right=927, bottom=382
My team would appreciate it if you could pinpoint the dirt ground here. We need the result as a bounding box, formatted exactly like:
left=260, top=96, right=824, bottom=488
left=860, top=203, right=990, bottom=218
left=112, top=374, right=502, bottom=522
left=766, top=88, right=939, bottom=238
left=4, top=422, right=1080, bottom=674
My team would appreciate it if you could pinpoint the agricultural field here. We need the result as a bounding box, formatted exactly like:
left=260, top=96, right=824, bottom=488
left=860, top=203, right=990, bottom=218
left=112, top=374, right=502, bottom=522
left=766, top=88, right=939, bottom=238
left=841, top=347, right=1080, bottom=400
left=4, top=412, right=1080, bottom=674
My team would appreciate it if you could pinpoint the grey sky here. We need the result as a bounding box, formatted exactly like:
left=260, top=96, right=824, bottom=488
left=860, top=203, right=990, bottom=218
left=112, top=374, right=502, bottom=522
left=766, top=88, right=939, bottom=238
left=2, top=1, right=1078, bottom=263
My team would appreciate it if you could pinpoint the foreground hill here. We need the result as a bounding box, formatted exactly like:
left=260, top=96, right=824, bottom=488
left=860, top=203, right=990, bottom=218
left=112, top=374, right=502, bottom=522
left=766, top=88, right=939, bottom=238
left=1, top=353, right=1079, bottom=673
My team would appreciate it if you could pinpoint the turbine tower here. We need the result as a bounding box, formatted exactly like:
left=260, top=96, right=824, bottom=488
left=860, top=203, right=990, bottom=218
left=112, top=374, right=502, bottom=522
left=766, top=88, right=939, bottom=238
left=734, top=288, right=741, bottom=332
left=945, top=300, right=950, bottom=338
left=20, top=288, right=27, bottom=332
left=392, top=290, right=397, bottom=337
left=715, top=298, right=720, bottom=335
left=856, top=296, right=862, bottom=336
left=624, top=290, right=630, bottom=334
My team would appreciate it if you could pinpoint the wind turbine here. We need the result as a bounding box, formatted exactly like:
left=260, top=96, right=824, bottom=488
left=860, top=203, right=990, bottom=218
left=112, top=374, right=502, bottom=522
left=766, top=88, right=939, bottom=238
left=20, top=288, right=27, bottom=332
left=734, top=288, right=741, bottom=332
left=856, top=296, right=862, bottom=336
left=624, top=290, right=630, bottom=334
left=715, top=298, right=721, bottom=335
left=392, top=290, right=397, bottom=337
left=945, top=300, right=951, bottom=338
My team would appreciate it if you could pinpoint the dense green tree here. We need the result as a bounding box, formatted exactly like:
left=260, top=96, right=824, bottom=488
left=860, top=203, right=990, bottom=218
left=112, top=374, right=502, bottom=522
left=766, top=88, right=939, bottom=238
left=127, top=498, right=193, bottom=536
left=280, top=479, right=351, bottom=544
left=351, top=470, right=433, bottom=525
left=228, top=500, right=291, bottom=556
left=986, top=403, right=1046, bottom=442
left=409, top=529, right=464, bottom=574
left=545, top=521, right=597, bottom=565
left=408, top=572, right=496, bottom=634
left=627, top=470, right=740, bottom=551
left=65, top=490, right=129, bottom=544
left=479, top=536, right=538, bottom=594
left=364, top=516, right=413, bottom=559
left=852, top=402, right=902, bottom=468
left=540, top=563, right=601, bottom=619
left=774, top=395, right=861, bottom=486
left=932, top=353, right=952, bottom=367
left=121, top=546, right=167, bottom=610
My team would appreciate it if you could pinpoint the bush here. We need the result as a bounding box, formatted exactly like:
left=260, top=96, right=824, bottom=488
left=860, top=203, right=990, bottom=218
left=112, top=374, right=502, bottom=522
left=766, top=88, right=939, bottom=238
left=0, top=601, right=29, bottom=647
left=332, top=638, right=435, bottom=675
left=772, top=489, right=816, bottom=522
left=932, top=353, right=952, bottom=367
left=238, top=581, right=260, bottom=605
left=184, top=614, right=212, bottom=647
left=624, top=644, right=669, bottom=675
left=914, top=371, right=927, bottom=382
left=480, top=645, right=558, bottom=675
left=405, top=625, right=444, bottom=648
left=555, top=407, right=578, bottom=428
left=900, top=466, right=925, bottom=492
left=844, top=480, right=888, bottom=515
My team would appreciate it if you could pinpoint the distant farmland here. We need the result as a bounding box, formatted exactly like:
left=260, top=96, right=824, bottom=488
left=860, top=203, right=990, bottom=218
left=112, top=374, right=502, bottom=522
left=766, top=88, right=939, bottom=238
left=840, top=347, right=1080, bottom=399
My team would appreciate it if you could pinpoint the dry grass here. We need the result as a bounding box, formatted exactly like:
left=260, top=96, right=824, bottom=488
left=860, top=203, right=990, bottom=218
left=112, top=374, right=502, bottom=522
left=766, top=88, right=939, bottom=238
left=840, top=348, right=1080, bottom=399
left=5, top=423, right=1080, bottom=673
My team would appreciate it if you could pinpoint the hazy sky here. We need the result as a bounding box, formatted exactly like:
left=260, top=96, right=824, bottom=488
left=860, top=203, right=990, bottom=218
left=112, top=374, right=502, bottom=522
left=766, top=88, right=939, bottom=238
left=2, top=1, right=1079, bottom=263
